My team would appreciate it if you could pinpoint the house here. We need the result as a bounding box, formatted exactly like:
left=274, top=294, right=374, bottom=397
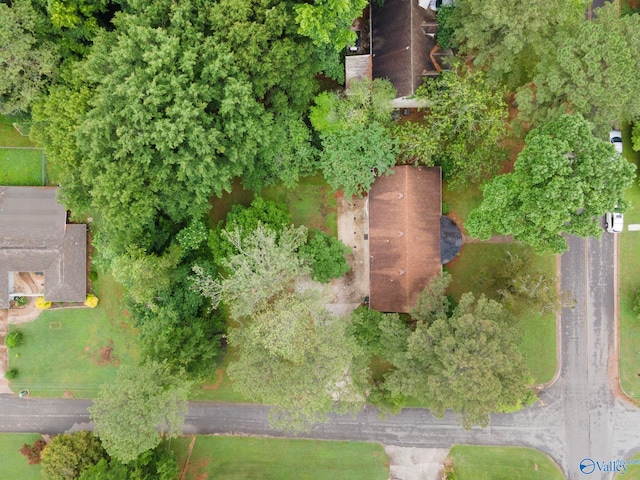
left=369, top=166, right=442, bottom=313
left=0, top=187, right=86, bottom=309
left=346, top=0, right=448, bottom=106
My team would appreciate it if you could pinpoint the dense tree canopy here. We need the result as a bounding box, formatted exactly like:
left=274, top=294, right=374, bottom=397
left=0, top=0, right=59, bottom=114
left=79, top=447, right=178, bottom=480
left=40, top=431, right=108, bottom=480
left=450, top=0, right=585, bottom=89
left=394, top=69, right=508, bottom=188
left=384, top=273, right=532, bottom=428
left=227, top=291, right=368, bottom=430
left=89, top=361, right=190, bottom=464
left=33, top=0, right=325, bottom=261
left=311, top=79, right=398, bottom=197
left=194, top=224, right=309, bottom=320
left=516, top=3, right=640, bottom=131
left=465, top=114, right=636, bottom=253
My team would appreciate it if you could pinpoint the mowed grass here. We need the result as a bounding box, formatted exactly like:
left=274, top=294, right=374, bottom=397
left=446, top=242, right=558, bottom=385
left=209, top=174, right=338, bottom=236
left=0, top=148, right=44, bottom=185
left=614, top=451, right=640, bottom=479
left=173, top=436, right=389, bottom=480
left=7, top=274, right=140, bottom=398
left=190, top=347, right=248, bottom=402
left=618, top=122, right=640, bottom=399
left=448, top=445, right=565, bottom=480
left=0, top=434, right=43, bottom=480
left=0, top=114, right=35, bottom=147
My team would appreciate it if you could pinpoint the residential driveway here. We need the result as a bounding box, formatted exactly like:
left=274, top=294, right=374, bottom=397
left=1, top=236, right=640, bottom=479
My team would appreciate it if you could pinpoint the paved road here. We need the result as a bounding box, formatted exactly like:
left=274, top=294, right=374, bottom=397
left=1, top=235, right=639, bottom=478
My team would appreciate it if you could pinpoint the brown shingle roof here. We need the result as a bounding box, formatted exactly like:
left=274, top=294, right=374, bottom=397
left=371, top=0, right=435, bottom=98
left=369, top=166, right=441, bottom=313
left=0, top=187, right=86, bottom=309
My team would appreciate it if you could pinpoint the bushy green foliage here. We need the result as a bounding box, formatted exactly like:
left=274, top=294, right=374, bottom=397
left=435, top=5, right=457, bottom=49
left=209, top=196, right=292, bottom=263
left=299, top=230, right=351, bottom=283
left=451, top=0, right=585, bottom=89
left=195, top=224, right=309, bottom=320
left=5, top=330, right=24, bottom=348
left=40, top=431, right=108, bottom=480
left=516, top=3, right=640, bottom=131
left=90, top=361, right=190, bottom=464
left=347, top=307, right=409, bottom=361
left=0, top=0, right=59, bottom=114
left=632, top=122, right=640, bottom=152
left=311, top=79, right=399, bottom=197
left=395, top=69, right=508, bottom=189
left=79, top=446, right=178, bottom=480
left=383, top=273, right=533, bottom=429
left=133, top=263, right=225, bottom=379
left=5, top=368, right=18, bottom=380
left=466, top=114, right=636, bottom=253
left=176, top=220, right=208, bottom=253
left=227, top=291, right=369, bottom=431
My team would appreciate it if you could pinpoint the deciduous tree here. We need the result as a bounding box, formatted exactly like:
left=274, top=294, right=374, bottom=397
left=40, top=431, right=108, bottom=480
left=312, top=79, right=398, bottom=197
left=193, top=224, right=309, bottom=320
left=89, top=361, right=190, bottom=464
left=227, top=291, right=368, bottom=431
left=395, top=69, right=508, bottom=189
left=516, top=2, right=640, bottom=131
left=450, top=0, right=585, bottom=89
left=385, top=273, right=532, bottom=428
left=0, top=0, right=59, bottom=113
left=465, top=114, right=636, bottom=253
left=299, top=229, right=351, bottom=283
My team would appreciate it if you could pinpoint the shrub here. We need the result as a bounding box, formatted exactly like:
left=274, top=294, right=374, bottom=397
left=632, top=122, right=640, bottom=152
left=89, top=269, right=98, bottom=282
left=20, top=439, right=47, bottom=465
left=299, top=230, right=351, bottom=283
left=5, top=330, right=24, bottom=348
left=84, top=294, right=99, bottom=308
left=442, top=201, right=450, bottom=215
left=35, top=297, right=52, bottom=309
left=436, top=5, right=458, bottom=50
left=5, top=368, right=18, bottom=380
left=14, top=296, right=28, bottom=307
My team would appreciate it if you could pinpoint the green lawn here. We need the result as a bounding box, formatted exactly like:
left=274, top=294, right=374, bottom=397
left=172, top=436, right=389, bottom=480
left=0, top=433, right=43, bottom=480
left=0, top=114, right=35, bottom=148
left=190, top=347, right=248, bottom=402
left=618, top=122, right=640, bottom=399
left=614, top=451, right=640, bottom=479
left=448, top=445, right=565, bottom=480
left=7, top=274, right=140, bottom=398
left=446, top=242, right=557, bottom=385
left=209, top=174, right=338, bottom=236
left=0, top=148, right=44, bottom=185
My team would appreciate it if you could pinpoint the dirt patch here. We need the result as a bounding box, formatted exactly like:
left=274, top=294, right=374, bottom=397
left=63, top=390, right=74, bottom=398
left=94, top=340, right=119, bottom=366
left=201, top=368, right=225, bottom=390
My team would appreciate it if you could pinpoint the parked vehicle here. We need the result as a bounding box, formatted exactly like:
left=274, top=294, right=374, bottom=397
left=609, top=130, right=623, bottom=154
left=605, top=211, right=624, bottom=233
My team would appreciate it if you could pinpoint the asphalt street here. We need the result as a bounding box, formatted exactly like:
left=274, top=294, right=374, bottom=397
left=1, top=235, right=639, bottom=479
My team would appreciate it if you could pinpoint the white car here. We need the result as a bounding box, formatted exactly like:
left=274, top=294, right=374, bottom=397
left=610, top=130, right=623, bottom=154
left=605, top=211, right=624, bottom=233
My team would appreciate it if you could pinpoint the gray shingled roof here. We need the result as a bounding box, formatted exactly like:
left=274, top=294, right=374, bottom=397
left=371, top=0, right=435, bottom=98
left=0, top=187, right=86, bottom=309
